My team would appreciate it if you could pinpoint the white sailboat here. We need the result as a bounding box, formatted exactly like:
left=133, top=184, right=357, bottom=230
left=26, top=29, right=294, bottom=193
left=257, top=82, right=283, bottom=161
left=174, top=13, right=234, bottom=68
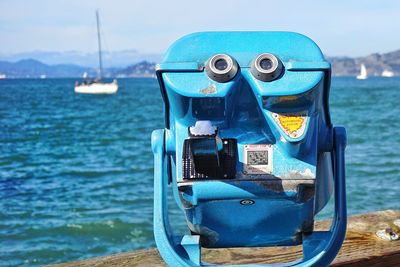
left=75, top=10, right=118, bottom=94
left=382, top=69, right=394, bottom=77
left=356, top=64, right=368, bottom=80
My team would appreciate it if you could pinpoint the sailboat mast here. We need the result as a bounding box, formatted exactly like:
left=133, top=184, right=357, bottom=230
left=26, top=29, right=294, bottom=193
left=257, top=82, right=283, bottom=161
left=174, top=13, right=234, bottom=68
left=96, top=10, right=103, bottom=79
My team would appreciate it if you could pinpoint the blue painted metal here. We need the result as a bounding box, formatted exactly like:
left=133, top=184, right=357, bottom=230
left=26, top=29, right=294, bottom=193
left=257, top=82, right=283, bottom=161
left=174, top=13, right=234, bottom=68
left=152, top=32, right=347, bottom=266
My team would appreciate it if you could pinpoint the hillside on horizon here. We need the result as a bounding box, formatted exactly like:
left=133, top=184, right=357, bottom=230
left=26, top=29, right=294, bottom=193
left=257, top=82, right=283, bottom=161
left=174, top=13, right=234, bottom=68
left=328, top=49, right=400, bottom=76
left=0, top=59, right=156, bottom=78
left=1, top=49, right=400, bottom=78
left=0, top=50, right=163, bottom=68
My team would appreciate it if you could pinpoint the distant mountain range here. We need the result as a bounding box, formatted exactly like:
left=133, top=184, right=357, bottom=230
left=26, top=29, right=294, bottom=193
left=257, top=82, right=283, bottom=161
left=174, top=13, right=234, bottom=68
left=0, top=49, right=400, bottom=78
left=0, top=59, right=156, bottom=78
left=0, top=50, right=162, bottom=68
left=115, top=61, right=156, bottom=78
left=328, top=49, right=400, bottom=76
left=0, top=59, right=92, bottom=78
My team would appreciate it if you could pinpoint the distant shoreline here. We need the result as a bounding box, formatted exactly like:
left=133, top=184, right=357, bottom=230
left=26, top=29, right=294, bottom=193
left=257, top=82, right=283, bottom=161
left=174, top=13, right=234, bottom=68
left=2, top=48, right=400, bottom=78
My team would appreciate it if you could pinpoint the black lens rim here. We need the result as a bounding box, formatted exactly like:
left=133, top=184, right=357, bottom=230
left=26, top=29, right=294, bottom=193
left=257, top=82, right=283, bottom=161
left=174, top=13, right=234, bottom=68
left=206, top=54, right=238, bottom=83
left=251, top=53, right=283, bottom=81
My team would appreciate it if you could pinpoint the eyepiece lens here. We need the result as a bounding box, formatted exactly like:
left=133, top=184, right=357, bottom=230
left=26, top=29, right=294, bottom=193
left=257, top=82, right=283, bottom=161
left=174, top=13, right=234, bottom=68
left=206, top=54, right=238, bottom=82
left=214, top=59, right=228, bottom=71
left=260, top=58, right=273, bottom=71
left=251, top=53, right=282, bottom=81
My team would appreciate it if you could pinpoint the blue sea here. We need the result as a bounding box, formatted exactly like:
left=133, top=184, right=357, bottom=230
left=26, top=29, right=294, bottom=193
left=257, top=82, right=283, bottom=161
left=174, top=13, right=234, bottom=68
left=0, top=77, right=399, bottom=266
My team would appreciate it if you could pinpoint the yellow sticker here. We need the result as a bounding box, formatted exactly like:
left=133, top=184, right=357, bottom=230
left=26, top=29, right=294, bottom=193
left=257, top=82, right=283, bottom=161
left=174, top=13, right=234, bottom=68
left=278, top=115, right=304, bottom=134
left=272, top=112, right=308, bottom=139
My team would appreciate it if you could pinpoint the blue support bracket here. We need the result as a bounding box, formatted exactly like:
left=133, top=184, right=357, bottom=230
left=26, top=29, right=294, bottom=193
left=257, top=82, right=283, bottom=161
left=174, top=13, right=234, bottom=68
left=182, top=235, right=201, bottom=265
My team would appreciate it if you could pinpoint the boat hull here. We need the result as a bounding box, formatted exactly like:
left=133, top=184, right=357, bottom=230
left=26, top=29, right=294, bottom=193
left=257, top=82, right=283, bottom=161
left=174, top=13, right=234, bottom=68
left=74, top=82, right=118, bottom=94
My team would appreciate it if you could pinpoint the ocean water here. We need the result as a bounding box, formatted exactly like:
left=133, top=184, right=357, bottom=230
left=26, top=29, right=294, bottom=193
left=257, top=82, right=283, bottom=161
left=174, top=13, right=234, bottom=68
left=0, top=77, right=399, bottom=266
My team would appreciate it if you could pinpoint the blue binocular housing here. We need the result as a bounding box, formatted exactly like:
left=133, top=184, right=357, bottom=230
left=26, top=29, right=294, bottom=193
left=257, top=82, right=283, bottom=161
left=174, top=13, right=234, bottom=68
left=152, top=32, right=347, bottom=267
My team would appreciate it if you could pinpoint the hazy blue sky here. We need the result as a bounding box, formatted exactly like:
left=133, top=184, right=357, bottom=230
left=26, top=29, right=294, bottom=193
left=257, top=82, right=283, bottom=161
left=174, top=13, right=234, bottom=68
left=1, top=0, right=399, bottom=57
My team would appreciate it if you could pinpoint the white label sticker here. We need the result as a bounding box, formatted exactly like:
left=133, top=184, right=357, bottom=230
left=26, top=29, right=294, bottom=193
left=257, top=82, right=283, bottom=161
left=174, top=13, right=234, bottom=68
left=243, top=144, right=272, bottom=175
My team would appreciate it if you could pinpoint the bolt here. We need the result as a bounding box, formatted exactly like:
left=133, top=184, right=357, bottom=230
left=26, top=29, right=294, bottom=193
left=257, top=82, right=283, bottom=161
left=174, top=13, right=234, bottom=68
left=376, top=228, right=400, bottom=241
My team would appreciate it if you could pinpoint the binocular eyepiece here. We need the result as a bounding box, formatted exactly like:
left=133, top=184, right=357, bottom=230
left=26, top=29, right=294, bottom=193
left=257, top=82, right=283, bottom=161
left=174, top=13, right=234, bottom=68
left=251, top=53, right=283, bottom=81
left=205, top=54, right=238, bottom=83
left=205, top=53, right=283, bottom=82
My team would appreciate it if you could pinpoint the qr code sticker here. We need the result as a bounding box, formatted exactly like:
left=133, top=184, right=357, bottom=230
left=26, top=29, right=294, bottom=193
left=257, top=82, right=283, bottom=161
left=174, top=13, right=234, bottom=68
left=247, top=151, right=268, bottom=165
left=244, top=144, right=272, bottom=174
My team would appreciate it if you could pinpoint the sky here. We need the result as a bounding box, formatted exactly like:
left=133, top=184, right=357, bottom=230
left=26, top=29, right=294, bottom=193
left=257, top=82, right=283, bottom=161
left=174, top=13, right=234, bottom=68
left=0, top=0, right=399, bottom=58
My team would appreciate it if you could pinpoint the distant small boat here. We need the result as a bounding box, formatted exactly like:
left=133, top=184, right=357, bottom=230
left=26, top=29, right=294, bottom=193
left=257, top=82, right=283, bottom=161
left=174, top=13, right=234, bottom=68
left=0, top=74, right=6, bottom=79
left=74, top=79, right=118, bottom=94
left=40, top=74, right=47, bottom=79
left=75, top=10, right=118, bottom=94
left=356, top=64, right=368, bottom=80
left=382, top=69, right=394, bottom=77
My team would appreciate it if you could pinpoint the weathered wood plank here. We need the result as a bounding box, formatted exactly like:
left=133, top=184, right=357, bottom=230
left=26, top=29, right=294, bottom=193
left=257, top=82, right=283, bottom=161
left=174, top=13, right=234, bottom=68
left=49, top=210, right=400, bottom=267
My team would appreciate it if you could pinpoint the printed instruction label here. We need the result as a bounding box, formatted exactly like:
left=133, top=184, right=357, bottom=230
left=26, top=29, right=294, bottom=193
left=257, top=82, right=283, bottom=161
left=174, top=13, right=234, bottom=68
left=243, top=144, right=272, bottom=175
left=271, top=111, right=308, bottom=139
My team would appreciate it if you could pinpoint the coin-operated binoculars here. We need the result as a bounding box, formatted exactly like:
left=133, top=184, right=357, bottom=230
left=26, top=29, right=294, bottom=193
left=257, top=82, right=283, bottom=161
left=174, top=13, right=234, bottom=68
left=152, top=32, right=347, bottom=267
